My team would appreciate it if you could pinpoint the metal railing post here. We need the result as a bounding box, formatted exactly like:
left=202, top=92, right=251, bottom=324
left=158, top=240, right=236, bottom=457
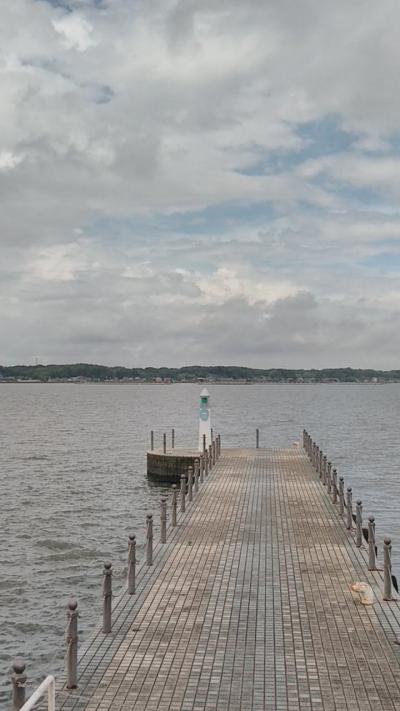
left=150, top=430, right=154, bottom=451
left=180, top=474, right=186, bottom=513
left=327, top=461, right=332, bottom=494
left=368, top=516, right=376, bottom=570
left=322, top=455, right=327, bottom=484
left=188, top=466, right=193, bottom=501
left=194, top=459, right=199, bottom=493
left=208, top=445, right=212, bottom=471
left=11, top=659, right=26, bottom=710
left=203, top=434, right=206, bottom=453
left=163, top=433, right=167, bottom=454
left=332, top=468, right=338, bottom=504
left=146, top=514, right=153, bottom=565
left=171, top=428, right=175, bottom=448
left=172, top=485, right=177, bottom=526
left=256, top=428, right=259, bottom=449
left=160, top=497, right=167, bottom=543
left=346, top=487, right=353, bottom=530
left=128, top=534, right=136, bottom=594
left=102, top=562, right=112, bottom=633
left=383, top=537, right=393, bottom=600
left=204, top=452, right=209, bottom=477
left=200, top=456, right=204, bottom=484
left=355, top=500, right=363, bottom=547
left=339, top=477, right=345, bottom=515
left=65, top=599, right=78, bottom=689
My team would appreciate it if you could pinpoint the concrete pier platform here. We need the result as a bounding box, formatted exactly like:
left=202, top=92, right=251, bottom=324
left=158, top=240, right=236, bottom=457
left=55, top=447, right=400, bottom=710
left=147, top=448, right=202, bottom=482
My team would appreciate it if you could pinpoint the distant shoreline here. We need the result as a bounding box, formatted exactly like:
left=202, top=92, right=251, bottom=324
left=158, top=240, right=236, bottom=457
left=1, top=364, right=399, bottom=384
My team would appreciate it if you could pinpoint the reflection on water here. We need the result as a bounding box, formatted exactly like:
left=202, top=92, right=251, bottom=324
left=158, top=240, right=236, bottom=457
left=1, top=382, right=399, bottom=701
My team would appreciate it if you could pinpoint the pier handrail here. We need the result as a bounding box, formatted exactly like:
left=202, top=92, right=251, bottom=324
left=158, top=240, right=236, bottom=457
left=20, top=675, right=55, bottom=711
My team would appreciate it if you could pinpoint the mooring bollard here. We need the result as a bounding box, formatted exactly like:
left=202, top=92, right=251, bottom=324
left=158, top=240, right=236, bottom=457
left=180, top=474, right=186, bottom=513
left=65, top=599, right=78, bottom=689
left=128, top=534, right=136, bottom=594
left=171, top=428, right=175, bottom=449
left=383, top=537, right=393, bottom=600
left=332, top=468, right=338, bottom=504
left=102, top=562, right=112, bottom=634
left=146, top=514, right=153, bottom=565
left=11, top=659, right=26, bottom=710
left=194, top=459, right=199, bottom=492
left=163, top=433, right=167, bottom=454
left=256, top=428, right=259, bottom=449
left=339, top=477, right=345, bottom=515
left=150, top=430, right=154, bottom=451
left=188, top=466, right=193, bottom=501
left=356, top=500, right=363, bottom=547
left=200, top=456, right=204, bottom=484
left=368, top=516, right=376, bottom=570
left=160, top=497, right=167, bottom=543
left=171, top=485, right=177, bottom=526
left=346, top=487, right=353, bottom=530
left=203, top=434, right=206, bottom=453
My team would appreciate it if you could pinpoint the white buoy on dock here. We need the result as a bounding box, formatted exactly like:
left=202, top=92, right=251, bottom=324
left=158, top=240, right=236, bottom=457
left=198, top=388, right=212, bottom=451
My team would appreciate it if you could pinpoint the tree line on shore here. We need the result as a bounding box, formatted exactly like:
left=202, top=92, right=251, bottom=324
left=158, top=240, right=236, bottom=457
left=1, top=363, right=399, bottom=382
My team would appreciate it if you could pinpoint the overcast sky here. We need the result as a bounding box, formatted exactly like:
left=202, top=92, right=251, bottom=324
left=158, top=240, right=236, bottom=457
left=1, top=0, right=400, bottom=368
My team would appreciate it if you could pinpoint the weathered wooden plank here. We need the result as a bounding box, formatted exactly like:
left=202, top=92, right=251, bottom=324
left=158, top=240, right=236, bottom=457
left=56, top=448, right=400, bottom=711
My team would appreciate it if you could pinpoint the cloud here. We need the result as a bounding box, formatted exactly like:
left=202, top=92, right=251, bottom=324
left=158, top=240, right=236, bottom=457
left=1, top=0, right=400, bottom=367
left=52, top=13, right=95, bottom=52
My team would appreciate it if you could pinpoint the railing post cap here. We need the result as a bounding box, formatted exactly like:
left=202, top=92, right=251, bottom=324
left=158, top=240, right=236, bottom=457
left=67, top=598, right=78, bottom=611
left=347, top=486, right=352, bottom=492
left=12, top=658, right=26, bottom=675
left=384, top=536, right=392, bottom=545
left=161, top=496, right=167, bottom=503
left=368, top=515, right=375, bottom=522
left=104, top=561, right=112, bottom=571
left=146, top=513, right=153, bottom=520
left=357, top=499, right=362, bottom=506
left=129, top=533, right=136, bottom=542
left=172, top=484, right=176, bottom=490
left=339, top=476, right=344, bottom=481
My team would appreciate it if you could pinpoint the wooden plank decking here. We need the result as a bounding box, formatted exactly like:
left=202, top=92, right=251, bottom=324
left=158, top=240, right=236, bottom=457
left=57, top=448, right=400, bottom=711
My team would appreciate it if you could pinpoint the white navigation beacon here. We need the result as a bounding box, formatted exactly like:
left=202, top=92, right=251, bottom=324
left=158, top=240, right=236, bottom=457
left=198, top=387, right=212, bottom=451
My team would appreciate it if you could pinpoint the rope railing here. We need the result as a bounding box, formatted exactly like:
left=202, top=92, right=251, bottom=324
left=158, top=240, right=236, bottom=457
left=302, top=429, right=399, bottom=600
left=9, top=432, right=222, bottom=709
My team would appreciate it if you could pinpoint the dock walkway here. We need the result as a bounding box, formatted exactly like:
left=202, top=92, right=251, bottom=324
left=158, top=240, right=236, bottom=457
left=57, top=448, right=400, bottom=710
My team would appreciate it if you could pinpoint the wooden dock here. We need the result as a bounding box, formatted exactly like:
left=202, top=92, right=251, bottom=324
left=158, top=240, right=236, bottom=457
left=55, top=446, right=400, bottom=711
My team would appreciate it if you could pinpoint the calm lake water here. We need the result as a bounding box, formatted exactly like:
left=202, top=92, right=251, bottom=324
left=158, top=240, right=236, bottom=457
left=1, top=382, right=399, bottom=703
